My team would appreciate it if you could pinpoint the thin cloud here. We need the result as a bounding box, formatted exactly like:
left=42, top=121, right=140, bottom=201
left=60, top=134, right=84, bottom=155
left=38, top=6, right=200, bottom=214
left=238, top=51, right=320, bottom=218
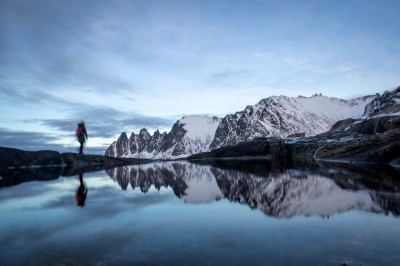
left=207, top=69, right=255, bottom=88
left=0, top=128, right=108, bottom=154
left=32, top=107, right=174, bottom=138
left=0, top=127, right=64, bottom=151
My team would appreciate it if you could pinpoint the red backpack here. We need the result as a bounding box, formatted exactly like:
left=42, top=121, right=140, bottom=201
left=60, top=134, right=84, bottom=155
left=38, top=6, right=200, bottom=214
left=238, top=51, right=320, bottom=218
left=76, top=127, right=83, bottom=136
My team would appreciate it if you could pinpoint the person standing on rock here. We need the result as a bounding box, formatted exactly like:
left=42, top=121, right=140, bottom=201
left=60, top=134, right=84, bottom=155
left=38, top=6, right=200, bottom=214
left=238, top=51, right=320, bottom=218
left=76, top=121, right=88, bottom=154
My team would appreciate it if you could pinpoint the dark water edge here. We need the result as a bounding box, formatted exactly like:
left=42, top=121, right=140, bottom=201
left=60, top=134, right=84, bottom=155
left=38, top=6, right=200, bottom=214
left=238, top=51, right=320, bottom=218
left=2, top=157, right=399, bottom=189
left=1, top=158, right=400, bottom=266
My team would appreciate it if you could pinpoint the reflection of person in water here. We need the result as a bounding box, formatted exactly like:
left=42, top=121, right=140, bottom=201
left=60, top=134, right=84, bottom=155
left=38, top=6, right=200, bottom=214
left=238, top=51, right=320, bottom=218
left=76, top=173, right=88, bottom=207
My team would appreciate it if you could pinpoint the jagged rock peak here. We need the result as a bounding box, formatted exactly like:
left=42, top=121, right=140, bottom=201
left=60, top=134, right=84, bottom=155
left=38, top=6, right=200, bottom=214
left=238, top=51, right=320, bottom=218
left=106, top=115, right=222, bottom=159
left=139, top=128, right=149, bottom=134
left=312, top=93, right=323, bottom=97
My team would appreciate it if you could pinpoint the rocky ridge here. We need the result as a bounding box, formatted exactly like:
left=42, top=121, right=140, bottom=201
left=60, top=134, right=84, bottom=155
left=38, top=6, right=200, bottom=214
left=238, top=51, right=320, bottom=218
left=209, top=94, right=373, bottom=149
left=106, top=87, right=400, bottom=159
left=106, top=116, right=221, bottom=159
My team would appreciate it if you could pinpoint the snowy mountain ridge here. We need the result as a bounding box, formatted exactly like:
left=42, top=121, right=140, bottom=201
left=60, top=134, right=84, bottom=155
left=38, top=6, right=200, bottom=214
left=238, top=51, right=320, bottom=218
left=210, top=94, right=373, bottom=149
left=105, top=87, right=399, bottom=159
left=106, top=115, right=221, bottom=159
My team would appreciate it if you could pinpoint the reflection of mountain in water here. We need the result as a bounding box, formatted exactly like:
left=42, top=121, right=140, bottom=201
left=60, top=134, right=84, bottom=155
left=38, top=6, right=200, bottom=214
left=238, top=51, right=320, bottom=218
left=105, top=160, right=400, bottom=218
left=106, top=162, right=223, bottom=203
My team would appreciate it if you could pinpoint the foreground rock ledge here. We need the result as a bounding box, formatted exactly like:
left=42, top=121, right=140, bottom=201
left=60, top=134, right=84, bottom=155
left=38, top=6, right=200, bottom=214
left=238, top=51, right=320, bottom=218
left=0, top=147, right=149, bottom=170
left=0, top=147, right=151, bottom=188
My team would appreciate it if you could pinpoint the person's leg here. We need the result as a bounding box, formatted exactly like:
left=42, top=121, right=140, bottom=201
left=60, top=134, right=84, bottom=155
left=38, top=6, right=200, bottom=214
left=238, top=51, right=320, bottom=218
left=79, top=142, right=83, bottom=154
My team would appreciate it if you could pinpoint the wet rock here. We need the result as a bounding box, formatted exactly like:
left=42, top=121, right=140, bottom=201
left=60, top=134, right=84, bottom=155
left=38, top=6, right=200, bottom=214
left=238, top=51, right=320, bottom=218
left=329, top=118, right=358, bottom=131
left=315, top=127, right=400, bottom=163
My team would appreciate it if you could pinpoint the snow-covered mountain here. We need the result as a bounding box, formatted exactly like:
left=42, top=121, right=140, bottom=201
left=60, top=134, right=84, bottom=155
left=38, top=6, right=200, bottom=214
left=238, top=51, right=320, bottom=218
left=105, top=87, right=400, bottom=159
left=105, top=116, right=221, bottom=159
left=210, top=94, right=373, bottom=149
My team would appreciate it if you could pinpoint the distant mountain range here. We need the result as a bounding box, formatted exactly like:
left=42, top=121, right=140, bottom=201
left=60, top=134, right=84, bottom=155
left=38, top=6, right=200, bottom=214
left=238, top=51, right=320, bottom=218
left=105, top=86, right=400, bottom=159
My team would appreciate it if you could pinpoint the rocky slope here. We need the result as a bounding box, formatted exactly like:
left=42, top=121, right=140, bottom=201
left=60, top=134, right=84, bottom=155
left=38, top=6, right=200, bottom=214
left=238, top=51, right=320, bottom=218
left=209, top=94, right=373, bottom=149
left=363, top=86, right=400, bottom=116
left=188, top=114, right=400, bottom=166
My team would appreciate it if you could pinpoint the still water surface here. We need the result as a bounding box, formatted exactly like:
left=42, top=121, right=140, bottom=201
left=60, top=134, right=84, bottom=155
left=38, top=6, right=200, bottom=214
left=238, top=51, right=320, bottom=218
left=0, top=160, right=400, bottom=266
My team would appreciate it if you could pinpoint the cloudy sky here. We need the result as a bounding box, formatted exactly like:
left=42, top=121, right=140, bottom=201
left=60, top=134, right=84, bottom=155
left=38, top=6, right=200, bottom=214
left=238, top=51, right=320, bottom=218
left=1, top=0, right=399, bottom=154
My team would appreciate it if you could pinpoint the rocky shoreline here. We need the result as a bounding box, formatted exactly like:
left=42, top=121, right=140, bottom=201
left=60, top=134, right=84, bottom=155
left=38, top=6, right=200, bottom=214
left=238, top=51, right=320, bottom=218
left=0, top=147, right=151, bottom=187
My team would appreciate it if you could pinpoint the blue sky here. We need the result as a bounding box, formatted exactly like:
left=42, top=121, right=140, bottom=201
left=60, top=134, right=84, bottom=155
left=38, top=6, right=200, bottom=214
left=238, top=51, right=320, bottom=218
left=1, top=0, right=399, bottom=154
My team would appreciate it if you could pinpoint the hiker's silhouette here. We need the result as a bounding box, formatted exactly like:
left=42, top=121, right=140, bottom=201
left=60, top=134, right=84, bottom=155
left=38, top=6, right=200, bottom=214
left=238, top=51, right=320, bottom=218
left=76, top=121, right=88, bottom=154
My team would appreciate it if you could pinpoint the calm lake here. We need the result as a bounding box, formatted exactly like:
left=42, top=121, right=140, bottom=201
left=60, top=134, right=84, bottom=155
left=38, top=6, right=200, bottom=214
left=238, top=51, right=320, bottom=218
left=1, top=159, right=400, bottom=266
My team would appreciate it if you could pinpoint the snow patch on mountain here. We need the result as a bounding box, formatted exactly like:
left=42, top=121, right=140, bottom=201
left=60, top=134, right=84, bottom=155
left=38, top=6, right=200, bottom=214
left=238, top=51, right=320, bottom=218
left=181, top=116, right=220, bottom=143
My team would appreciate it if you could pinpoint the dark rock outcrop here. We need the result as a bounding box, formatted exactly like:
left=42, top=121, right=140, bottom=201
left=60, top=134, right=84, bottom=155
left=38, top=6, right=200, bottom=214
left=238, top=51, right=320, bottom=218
left=189, top=137, right=285, bottom=159
left=287, top=132, right=305, bottom=138
left=329, top=118, right=358, bottom=131
left=0, top=147, right=62, bottom=168
left=334, top=115, right=400, bottom=134
left=314, top=127, right=400, bottom=164
left=0, top=147, right=148, bottom=169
